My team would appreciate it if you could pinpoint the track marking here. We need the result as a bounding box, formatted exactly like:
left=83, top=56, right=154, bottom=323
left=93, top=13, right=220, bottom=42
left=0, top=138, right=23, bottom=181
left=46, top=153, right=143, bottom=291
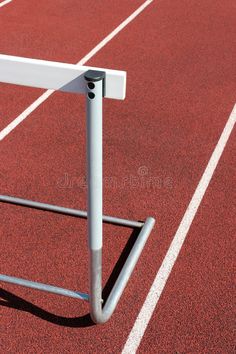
left=122, top=104, right=236, bottom=353
left=0, top=0, right=153, bottom=141
left=0, top=0, right=12, bottom=8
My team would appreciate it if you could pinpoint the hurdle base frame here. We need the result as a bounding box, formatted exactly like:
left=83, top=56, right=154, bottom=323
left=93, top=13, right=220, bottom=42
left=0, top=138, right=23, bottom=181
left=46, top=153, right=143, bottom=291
left=0, top=65, right=155, bottom=324
left=0, top=195, right=155, bottom=323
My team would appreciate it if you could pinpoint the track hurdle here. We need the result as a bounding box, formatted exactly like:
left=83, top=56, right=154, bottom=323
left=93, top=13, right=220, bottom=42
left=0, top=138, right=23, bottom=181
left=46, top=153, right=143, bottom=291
left=0, top=54, right=155, bottom=323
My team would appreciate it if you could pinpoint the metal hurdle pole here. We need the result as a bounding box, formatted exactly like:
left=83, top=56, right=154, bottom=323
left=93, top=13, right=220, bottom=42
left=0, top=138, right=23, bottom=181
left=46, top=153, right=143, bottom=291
left=85, top=71, right=104, bottom=323
left=84, top=71, right=155, bottom=323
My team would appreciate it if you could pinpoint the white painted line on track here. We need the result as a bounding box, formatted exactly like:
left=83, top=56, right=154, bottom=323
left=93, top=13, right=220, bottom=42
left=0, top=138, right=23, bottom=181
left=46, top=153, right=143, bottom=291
left=0, top=0, right=153, bottom=141
left=0, top=0, right=12, bottom=8
left=122, top=104, right=236, bottom=354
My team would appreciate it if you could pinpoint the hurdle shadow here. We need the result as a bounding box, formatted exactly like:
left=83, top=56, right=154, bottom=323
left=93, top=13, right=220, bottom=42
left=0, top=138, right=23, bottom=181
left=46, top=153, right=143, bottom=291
left=0, top=228, right=140, bottom=328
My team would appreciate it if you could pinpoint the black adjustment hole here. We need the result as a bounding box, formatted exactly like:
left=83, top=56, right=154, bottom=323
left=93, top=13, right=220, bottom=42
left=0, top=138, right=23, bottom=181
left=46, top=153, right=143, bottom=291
left=88, top=92, right=95, bottom=99
left=87, top=82, right=95, bottom=90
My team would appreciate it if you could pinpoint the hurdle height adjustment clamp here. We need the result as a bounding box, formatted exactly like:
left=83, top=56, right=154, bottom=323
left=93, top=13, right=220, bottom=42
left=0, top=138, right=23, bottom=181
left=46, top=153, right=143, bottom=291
left=0, top=54, right=155, bottom=324
left=84, top=69, right=106, bottom=97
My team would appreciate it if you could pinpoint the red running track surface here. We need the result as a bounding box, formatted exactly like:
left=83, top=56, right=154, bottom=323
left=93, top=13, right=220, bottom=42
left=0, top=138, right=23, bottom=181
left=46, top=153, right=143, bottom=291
left=138, top=128, right=236, bottom=353
left=0, top=0, right=235, bottom=353
left=0, top=0, right=145, bottom=129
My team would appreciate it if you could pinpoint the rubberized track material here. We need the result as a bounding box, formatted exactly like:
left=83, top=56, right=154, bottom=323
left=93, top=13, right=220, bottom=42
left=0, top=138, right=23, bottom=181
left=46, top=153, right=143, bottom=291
left=0, top=0, right=235, bottom=352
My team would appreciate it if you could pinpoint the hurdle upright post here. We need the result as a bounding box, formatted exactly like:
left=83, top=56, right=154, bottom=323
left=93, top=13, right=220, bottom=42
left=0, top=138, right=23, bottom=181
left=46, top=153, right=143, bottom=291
left=85, top=70, right=105, bottom=322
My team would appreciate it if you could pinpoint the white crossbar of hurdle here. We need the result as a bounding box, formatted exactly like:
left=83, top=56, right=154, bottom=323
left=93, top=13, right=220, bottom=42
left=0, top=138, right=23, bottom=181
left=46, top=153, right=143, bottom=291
left=0, top=54, right=155, bottom=324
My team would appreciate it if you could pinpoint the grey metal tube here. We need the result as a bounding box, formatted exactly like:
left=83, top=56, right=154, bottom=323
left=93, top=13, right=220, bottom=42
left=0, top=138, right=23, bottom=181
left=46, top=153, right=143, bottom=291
left=86, top=76, right=103, bottom=251
left=90, top=217, right=155, bottom=324
left=85, top=71, right=156, bottom=323
left=0, top=195, right=144, bottom=228
left=0, top=274, right=89, bottom=301
left=85, top=71, right=104, bottom=320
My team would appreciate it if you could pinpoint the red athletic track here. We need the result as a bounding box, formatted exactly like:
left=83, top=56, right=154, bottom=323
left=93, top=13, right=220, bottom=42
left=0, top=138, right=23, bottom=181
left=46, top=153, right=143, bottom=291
left=0, top=0, right=145, bottom=129
left=0, top=0, right=235, bottom=353
left=138, top=128, right=236, bottom=353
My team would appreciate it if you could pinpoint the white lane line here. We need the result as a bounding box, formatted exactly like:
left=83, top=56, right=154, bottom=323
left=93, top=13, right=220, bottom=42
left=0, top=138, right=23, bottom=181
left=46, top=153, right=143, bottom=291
left=77, top=0, right=153, bottom=65
left=0, top=0, right=12, bottom=8
left=0, top=0, right=153, bottom=141
left=122, top=104, right=236, bottom=354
